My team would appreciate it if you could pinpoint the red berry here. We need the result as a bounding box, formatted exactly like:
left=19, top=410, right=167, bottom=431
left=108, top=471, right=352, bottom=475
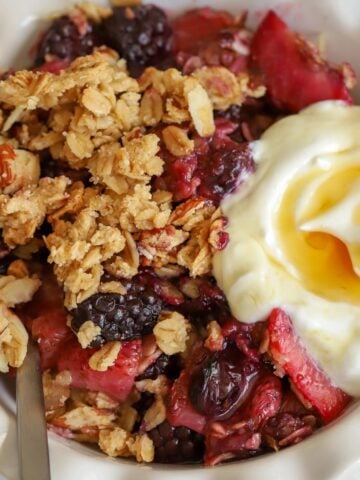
left=155, top=121, right=254, bottom=204
left=31, top=311, right=73, bottom=370
left=262, top=412, right=315, bottom=448
left=268, top=308, right=351, bottom=423
left=242, top=374, right=283, bottom=429
left=167, top=369, right=207, bottom=434
left=172, top=8, right=250, bottom=75
left=172, top=8, right=235, bottom=54
left=35, top=59, right=70, bottom=74
left=25, top=270, right=73, bottom=370
left=203, top=373, right=281, bottom=466
left=56, top=338, right=141, bottom=401
left=251, top=11, right=354, bottom=112
left=189, top=345, right=261, bottom=421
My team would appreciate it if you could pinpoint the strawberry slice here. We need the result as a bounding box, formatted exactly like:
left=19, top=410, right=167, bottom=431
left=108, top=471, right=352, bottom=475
left=172, top=8, right=235, bottom=54
left=56, top=339, right=141, bottom=401
left=204, top=374, right=281, bottom=466
left=31, top=311, right=73, bottom=370
left=268, top=308, right=351, bottom=423
left=251, top=11, right=354, bottom=112
left=167, top=370, right=206, bottom=434
left=21, top=269, right=73, bottom=370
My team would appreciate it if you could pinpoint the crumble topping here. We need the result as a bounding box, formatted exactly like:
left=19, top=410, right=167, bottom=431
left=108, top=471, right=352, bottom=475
left=88, top=134, right=163, bottom=194
left=43, top=370, right=72, bottom=411
left=98, top=428, right=154, bottom=462
left=105, top=231, right=139, bottom=279
left=0, top=0, right=353, bottom=466
left=153, top=311, right=191, bottom=355
left=0, top=50, right=231, bottom=307
left=142, top=394, right=166, bottom=431
left=0, top=52, right=215, bottom=170
left=0, top=145, right=40, bottom=195
left=76, top=320, right=101, bottom=348
left=0, top=302, right=29, bottom=373
left=53, top=405, right=116, bottom=430
left=0, top=275, right=41, bottom=308
left=0, top=176, right=69, bottom=247
left=138, top=67, right=215, bottom=135
left=135, top=375, right=170, bottom=397
left=88, top=341, right=122, bottom=371
left=177, top=207, right=224, bottom=277
left=116, top=401, right=138, bottom=431
left=162, top=125, right=194, bottom=157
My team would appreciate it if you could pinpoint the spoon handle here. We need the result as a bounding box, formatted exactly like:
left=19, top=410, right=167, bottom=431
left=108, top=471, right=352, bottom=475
left=16, top=340, right=51, bottom=480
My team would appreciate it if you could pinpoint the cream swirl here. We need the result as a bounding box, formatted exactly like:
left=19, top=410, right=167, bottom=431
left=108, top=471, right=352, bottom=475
left=213, top=101, right=360, bottom=396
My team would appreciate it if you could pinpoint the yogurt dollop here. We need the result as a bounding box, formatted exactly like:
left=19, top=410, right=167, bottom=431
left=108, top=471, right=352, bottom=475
left=213, top=101, right=360, bottom=396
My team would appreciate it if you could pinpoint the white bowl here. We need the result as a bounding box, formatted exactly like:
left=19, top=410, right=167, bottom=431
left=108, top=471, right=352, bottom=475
left=1, top=1, right=360, bottom=479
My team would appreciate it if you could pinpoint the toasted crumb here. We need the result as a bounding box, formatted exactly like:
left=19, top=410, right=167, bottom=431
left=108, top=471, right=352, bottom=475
left=76, top=320, right=101, bottom=348
left=153, top=311, right=191, bottom=355
left=88, top=341, right=122, bottom=371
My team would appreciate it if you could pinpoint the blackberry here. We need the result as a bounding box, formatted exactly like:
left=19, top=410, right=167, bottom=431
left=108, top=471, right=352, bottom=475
left=35, top=15, right=97, bottom=66
left=148, top=421, right=204, bottom=463
left=178, top=276, right=231, bottom=326
left=189, top=345, right=260, bottom=421
left=156, top=120, right=255, bottom=205
left=99, top=5, right=173, bottom=77
left=197, top=144, right=254, bottom=204
left=70, top=279, right=162, bottom=346
left=136, top=353, right=181, bottom=381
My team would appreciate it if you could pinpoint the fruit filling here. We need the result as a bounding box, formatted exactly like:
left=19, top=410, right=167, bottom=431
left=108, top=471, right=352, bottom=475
left=0, top=2, right=356, bottom=466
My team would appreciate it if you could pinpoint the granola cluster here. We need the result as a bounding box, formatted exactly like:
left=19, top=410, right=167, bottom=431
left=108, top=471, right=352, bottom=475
left=0, top=259, right=41, bottom=372
left=0, top=49, right=240, bottom=309
left=0, top=2, right=267, bottom=465
left=43, top=368, right=173, bottom=462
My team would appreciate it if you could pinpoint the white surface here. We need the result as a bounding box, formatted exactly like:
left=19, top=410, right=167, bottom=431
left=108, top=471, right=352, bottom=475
left=1, top=0, right=360, bottom=479
left=214, top=101, right=360, bottom=396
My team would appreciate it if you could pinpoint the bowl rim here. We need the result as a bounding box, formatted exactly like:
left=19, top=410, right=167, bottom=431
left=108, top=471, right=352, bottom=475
left=1, top=1, right=360, bottom=479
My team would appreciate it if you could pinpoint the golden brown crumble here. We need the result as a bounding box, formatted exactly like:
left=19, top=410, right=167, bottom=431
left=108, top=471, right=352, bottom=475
left=142, top=395, right=167, bottom=431
left=88, top=134, right=163, bottom=195
left=0, top=147, right=40, bottom=195
left=0, top=302, right=29, bottom=373
left=138, top=67, right=215, bottom=135
left=98, top=428, right=154, bottom=462
left=135, top=374, right=170, bottom=397
left=0, top=51, right=238, bottom=311
left=76, top=320, right=101, bottom=348
left=162, top=125, right=194, bottom=157
left=0, top=274, right=41, bottom=308
left=43, top=370, right=72, bottom=411
left=0, top=176, right=69, bottom=247
left=153, top=311, right=191, bottom=355
left=53, top=405, right=116, bottom=430
left=0, top=25, right=260, bottom=460
left=88, top=341, right=122, bottom=371
left=6, top=259, right=29, bottom=278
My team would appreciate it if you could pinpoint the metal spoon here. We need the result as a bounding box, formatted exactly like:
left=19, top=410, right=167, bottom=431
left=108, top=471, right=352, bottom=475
left=16, top=339, right=51, bottom=480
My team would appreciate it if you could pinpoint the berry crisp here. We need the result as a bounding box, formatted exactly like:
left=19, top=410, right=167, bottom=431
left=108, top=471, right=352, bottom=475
left=0, top=1, right=355, bottom=466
